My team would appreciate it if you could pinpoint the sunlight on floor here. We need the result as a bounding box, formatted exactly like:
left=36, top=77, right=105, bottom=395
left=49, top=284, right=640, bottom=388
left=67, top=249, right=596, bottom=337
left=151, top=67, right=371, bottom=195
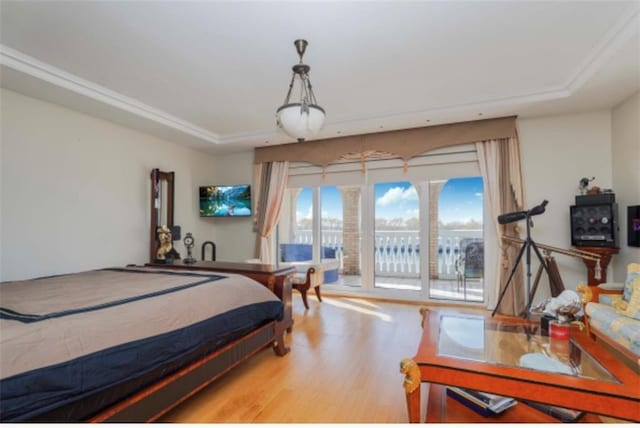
left=322, top=296, right=393, bottom=322
left=341, top=297, right=381, bottom=309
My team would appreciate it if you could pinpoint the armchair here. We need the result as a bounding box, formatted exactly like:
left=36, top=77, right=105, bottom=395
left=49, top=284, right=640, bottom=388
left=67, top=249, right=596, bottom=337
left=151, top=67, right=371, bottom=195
left=577, top=263, right=640, bottom=365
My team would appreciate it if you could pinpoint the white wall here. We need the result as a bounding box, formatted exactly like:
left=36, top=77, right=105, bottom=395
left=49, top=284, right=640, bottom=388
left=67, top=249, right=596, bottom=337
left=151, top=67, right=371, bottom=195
left=205, top=151, right=256, bottom=262
left=611, top=91, right=640, bottom=278
left=0, top=89, right=219, bottom=281
left=517, top=111, right=613, bottom=300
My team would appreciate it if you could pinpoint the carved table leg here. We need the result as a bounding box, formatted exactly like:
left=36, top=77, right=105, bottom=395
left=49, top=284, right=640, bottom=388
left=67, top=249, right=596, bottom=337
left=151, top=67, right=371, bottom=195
left=400, top=358, right=421, bottom=423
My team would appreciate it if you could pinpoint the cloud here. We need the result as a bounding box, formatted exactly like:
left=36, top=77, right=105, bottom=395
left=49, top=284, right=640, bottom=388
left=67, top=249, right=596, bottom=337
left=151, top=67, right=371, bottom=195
left=405, top=208, right=419, bottom=219
left=475, top=192, right=483, bottom=197
left=377, top=186, right=418, bottom=206
left=296, top=205, right=313, bottom=219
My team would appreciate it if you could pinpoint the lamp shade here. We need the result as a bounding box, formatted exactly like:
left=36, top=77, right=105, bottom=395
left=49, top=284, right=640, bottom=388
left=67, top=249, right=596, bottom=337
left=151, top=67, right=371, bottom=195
left=276, top=103, right=326, bottom=141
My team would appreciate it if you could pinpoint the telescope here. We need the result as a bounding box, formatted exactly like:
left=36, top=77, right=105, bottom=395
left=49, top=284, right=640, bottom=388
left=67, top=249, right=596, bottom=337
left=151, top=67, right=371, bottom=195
left=493, top=199, right=552, bottom=318
left=498, top=200, right=548, bottom=225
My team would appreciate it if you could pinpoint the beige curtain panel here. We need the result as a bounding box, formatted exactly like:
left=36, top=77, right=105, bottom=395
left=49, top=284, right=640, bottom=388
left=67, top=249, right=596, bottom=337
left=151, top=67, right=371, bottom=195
left=255, top=116, right=517, bottom=167
left=253, top=161, right=289, bottom=264
left=476, top=137, right=526, bottom=317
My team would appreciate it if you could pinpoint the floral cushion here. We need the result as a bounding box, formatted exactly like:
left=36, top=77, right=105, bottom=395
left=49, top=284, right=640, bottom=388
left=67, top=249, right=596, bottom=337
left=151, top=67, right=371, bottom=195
left=585, top=302, right=640, bottom=356
left=622, top=278, right=640, bottom=321
left=622, top=263, right=640, bottom=302
left=602, top=294, right=626, bottom=311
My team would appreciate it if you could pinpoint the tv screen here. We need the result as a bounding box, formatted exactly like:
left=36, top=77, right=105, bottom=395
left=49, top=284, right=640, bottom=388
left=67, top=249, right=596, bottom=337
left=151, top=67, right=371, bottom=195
left=199, top=184, right=251, bottom=217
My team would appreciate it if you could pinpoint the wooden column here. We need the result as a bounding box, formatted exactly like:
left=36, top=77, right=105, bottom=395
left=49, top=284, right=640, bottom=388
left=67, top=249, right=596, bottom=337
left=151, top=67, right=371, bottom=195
left=575, top=246, right=618, bottom=285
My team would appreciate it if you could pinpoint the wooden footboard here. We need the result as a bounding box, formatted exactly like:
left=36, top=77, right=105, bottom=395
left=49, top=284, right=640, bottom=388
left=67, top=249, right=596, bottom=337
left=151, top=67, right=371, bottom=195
left=90, top=320, right=288, bottom=422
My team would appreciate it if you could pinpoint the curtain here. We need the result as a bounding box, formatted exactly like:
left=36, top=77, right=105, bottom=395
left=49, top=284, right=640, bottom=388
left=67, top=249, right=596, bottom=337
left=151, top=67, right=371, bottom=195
left=476, top=137, right=526, bottom=316
left=255, top=116, right=516, bottom=167
left=253, top=161, right=289, bottom=264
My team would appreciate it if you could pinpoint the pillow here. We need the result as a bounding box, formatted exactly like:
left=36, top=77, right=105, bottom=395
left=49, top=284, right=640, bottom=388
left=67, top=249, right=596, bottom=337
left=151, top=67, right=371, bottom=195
left=622, top=263, right=640, bottom=302
left=623, top=277, right=640, bottom=321
left=598, top=282, right=624, bottom=290
left=612, top=295, right=628, bottom=312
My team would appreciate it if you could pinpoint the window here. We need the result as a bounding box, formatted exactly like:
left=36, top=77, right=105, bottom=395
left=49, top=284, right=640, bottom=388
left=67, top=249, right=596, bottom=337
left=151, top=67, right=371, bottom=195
left=279, top=145, right=486, bottom=302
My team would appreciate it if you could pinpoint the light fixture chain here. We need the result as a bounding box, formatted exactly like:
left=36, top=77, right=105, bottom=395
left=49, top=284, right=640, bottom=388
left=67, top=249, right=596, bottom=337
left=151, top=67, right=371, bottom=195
left=298, top=75, right=309, bottom=113
left=283, top=73, right=296, bottom=105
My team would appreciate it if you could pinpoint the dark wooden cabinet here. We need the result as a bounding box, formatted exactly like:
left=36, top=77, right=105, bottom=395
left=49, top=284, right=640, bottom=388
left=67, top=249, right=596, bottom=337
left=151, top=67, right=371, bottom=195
left=575, top=246, right=618, bottom=285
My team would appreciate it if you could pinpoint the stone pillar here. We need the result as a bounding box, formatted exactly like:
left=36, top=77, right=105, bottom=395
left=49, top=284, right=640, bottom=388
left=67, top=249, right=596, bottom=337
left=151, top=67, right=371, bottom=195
left=339, top=186, right=361, bottom=275
left=429, top=182, right=446, bottom=279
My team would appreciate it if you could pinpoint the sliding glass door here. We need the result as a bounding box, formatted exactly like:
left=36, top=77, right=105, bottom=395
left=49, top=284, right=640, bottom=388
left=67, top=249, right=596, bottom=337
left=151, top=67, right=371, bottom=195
left=279, top=147, right=486, bottom=303
left=373, top=181, right=421, bottom=291
left=430, top=177, right=484, bottom=302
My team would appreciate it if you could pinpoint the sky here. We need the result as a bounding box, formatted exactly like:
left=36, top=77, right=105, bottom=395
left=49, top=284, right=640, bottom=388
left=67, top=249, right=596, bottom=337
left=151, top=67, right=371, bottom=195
left=296, top=177, right=484, bottom=224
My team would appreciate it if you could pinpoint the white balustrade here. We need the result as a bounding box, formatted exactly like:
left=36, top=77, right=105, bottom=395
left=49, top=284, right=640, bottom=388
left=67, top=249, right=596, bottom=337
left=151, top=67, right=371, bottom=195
left=291, top=228, right=482, bottom=278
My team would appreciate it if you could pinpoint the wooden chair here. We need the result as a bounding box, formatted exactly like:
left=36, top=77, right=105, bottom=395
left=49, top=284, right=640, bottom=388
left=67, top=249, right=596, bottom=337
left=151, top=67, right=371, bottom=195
left=291, top=266, right=323, bottom=309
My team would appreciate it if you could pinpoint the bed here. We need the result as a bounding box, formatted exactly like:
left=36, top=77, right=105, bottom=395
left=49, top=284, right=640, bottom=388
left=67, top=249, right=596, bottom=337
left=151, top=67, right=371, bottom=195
left=0, top=266, right=289, bottom=422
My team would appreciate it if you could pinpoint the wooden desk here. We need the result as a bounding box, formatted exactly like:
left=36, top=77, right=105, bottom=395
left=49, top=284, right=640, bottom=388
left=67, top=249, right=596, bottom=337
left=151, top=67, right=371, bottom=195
left=146, top=261, right=295, bottom=333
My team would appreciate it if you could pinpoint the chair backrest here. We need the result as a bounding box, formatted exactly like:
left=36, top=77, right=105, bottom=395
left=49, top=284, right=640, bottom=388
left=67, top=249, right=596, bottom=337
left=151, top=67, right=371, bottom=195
left=463, top=241, right=484, bottom=278
left=280, top=243, right=312, bottom=262
left=279, top=244, right=337, bottom=262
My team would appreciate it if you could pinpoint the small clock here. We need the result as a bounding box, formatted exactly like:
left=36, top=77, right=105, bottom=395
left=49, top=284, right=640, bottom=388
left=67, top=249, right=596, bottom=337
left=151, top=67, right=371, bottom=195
left=183, top=233, right=196, bottom=264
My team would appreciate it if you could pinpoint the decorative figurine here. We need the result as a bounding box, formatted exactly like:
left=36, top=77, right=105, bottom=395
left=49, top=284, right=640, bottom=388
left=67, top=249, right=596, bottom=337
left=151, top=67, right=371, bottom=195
left=156, top=225, right=174, bottom=263
left=183, top=232, right=197, bottom=264
left=533, top=289, right=583, bottom=323
left=578, top=177, right=594, bottom=195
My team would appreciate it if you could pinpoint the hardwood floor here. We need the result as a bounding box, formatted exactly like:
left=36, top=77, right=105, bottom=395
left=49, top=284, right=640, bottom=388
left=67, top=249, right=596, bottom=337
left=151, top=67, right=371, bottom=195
left=160, top=295, right=440, bottom=423
left=159, top=295, right=625, bottom=423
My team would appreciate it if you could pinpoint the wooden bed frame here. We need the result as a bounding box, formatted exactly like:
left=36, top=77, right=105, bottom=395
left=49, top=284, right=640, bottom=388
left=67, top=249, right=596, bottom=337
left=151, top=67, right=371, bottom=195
left=83, top=262, right=295, bottom=422
left=89, top=318, right=289, bottom=422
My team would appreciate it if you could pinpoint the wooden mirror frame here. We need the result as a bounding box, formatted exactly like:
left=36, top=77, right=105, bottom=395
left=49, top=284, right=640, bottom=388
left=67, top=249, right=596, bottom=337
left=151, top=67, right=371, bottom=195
left=150, top=169, right=175, bottom=262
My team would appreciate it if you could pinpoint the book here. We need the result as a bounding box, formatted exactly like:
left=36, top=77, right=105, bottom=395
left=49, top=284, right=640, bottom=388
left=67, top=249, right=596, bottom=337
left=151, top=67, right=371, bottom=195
left=522, top=400, right=584, bottom=422
left=446, top=387, right=495, bottom=417
left=446, top=387, right=517, bottom=416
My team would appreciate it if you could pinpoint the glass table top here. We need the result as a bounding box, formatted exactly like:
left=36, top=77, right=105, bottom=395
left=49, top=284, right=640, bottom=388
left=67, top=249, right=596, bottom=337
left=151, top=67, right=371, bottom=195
left=436, top=313, right=619, bottom=384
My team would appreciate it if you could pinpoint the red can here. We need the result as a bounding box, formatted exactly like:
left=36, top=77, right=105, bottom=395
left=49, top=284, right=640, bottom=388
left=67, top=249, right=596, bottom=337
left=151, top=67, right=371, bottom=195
left=549, top=320, right=570, bottom=340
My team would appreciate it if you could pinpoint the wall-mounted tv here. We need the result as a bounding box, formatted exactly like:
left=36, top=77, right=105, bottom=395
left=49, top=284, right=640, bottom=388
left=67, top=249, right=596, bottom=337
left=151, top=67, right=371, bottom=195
left=199, top=184, right=251, bottom=217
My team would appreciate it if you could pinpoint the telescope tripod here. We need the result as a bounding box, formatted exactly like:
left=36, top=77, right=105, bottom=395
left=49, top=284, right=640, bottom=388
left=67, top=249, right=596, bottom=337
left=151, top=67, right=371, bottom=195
left=492, top=216, right=561, bottom=318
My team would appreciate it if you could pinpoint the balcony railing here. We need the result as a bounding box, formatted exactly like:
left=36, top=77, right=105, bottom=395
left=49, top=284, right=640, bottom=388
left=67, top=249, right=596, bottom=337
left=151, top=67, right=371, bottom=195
left=291, top=228, right=482, bottom=278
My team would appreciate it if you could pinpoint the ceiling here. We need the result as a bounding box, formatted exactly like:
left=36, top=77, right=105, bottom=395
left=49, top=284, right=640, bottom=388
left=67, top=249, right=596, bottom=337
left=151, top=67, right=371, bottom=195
left=1, top=1, right=639, bottom=155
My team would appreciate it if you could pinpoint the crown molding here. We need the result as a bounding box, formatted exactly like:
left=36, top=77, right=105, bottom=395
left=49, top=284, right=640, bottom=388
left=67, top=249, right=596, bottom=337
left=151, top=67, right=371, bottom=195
left=0, top=45, right=222, bottom=145
left=563, top=2, right=640, bottom=93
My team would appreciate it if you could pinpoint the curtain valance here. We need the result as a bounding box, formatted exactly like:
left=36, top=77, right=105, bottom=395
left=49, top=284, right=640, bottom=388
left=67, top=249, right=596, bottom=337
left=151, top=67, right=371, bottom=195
left=254, top=116, right=517, bottom=167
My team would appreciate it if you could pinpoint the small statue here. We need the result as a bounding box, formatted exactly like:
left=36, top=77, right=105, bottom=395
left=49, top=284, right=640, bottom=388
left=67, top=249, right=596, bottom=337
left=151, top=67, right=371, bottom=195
left=156, top=225, right=174, bottom=262
left=534, top=290, right=583, bottom=323
left=579, top=177, right=594, bottom=195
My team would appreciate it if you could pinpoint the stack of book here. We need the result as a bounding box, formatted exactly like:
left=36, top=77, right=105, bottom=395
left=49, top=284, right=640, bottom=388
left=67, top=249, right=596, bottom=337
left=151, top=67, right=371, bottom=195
left=446, top=387, right=517, bottom=417
left=521, top=400, right=584, bottom=422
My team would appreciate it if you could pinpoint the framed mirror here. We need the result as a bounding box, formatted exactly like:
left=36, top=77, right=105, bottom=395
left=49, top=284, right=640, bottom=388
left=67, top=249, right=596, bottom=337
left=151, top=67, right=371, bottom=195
left=150, top=169, right=175, bottom=262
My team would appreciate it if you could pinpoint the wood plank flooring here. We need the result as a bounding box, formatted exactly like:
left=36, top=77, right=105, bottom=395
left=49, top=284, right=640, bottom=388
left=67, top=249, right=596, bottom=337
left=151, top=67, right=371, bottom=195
left=160, top=294, right=439, bottom=423
left=159, top=295, right=621, bottom=423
